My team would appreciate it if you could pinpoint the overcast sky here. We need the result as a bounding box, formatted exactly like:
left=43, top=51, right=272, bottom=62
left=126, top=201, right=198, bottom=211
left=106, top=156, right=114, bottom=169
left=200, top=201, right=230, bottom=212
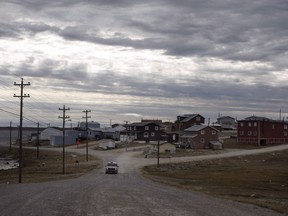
left=0, top=0, right=288, bottom=127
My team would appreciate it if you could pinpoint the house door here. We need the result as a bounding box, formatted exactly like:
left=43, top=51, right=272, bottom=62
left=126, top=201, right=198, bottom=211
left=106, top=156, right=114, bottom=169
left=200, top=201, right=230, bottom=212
left=260, top=139, right=266, bottom=145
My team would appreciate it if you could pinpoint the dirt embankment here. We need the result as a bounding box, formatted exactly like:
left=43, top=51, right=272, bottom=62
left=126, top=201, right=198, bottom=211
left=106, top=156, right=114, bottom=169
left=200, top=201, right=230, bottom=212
left=142, top=149, right=288, bottom=215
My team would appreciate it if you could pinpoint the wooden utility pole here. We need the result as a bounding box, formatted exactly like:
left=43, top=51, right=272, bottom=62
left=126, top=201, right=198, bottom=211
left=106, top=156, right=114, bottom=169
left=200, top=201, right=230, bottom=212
left=14, top=78, right=30, bottom=183
left=59, top=105, right=70, bottom=175
left=82, top=110, right=91, bottom=161
left=9, top=121, right=12, bottom=152
left=36, top=122, right=40, bottom=159
left=124, top=120, right=129, bottom=151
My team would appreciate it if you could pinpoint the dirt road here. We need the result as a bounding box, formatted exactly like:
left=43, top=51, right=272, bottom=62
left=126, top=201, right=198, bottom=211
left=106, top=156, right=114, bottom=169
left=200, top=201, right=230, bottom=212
left=0, top=144, right=287, bottom=216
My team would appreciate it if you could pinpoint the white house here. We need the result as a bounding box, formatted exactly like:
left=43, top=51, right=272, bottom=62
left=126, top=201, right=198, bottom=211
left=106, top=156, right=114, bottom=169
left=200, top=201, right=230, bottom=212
left=40, top=127, right=62, bottom=140
left=217, top=116, right=236, bottom=130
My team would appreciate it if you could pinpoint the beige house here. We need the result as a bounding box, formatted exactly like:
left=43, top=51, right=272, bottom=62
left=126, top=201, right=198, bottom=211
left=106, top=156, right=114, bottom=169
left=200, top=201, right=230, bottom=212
left=150, top=142, right=176, bottom=153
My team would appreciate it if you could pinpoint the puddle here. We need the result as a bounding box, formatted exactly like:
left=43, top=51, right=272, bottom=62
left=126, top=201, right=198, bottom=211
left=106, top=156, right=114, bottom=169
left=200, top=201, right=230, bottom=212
left=0, top=158, right=18, bottom=170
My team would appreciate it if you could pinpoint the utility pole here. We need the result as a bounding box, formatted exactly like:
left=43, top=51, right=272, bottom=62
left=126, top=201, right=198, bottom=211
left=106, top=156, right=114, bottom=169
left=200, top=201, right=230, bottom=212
left=9, top=121, right=12, bottom=152
left=36, top=122, right=40, bottom=159
left=59, top=105, right=70, bottom=175
left=14, top=78, right=30, bottom=183
left=157, top=131, right=160, bottom=168
left=82, top=110, right=91, bottom=161
left=124, top=120, right=129, bottom=151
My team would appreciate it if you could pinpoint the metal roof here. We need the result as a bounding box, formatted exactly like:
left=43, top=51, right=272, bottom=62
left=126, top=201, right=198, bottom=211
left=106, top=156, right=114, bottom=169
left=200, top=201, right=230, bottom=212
left=180, top=134, right=198, bottom=138
left=180, top=114, right=200, bottom=122
left=184, top=124, right=208, bottom=132
left=128, top=122, right=161, bottom=127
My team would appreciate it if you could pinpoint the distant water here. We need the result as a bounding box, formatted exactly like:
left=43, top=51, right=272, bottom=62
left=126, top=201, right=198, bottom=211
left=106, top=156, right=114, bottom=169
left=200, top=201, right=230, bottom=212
left=0, top=128, right=38, bottom=146
left=0, top=158, right=18, bottom=170
left=0, top=128, right=39, bottom=170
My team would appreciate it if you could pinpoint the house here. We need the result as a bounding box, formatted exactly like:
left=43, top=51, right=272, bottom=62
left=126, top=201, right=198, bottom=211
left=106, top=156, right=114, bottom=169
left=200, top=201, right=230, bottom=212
left=79, top=121, right=100, bottom=130
left=161, top=121, right=174, bottom=132
left=125, top=122, right=164, bottom=142
left=85, top=125, right=126, bottom=141
left=174, top=114, right=205, bottom=131
left=210, top=123, right=222, bottom=131
left=86, top=128, right=103, bottom=140
left=166, top=131, right=184, bottom=143
left=217, top=116, right=236, bottom=130
left=180, top=124, right=220, bottom=149
left=102, top=125, right=126, bottom=140
left=237, top=116, right=288, bottom=145
left=40, top=127, right=79, bottom=147
left=150, top=142, right=176, bottom=153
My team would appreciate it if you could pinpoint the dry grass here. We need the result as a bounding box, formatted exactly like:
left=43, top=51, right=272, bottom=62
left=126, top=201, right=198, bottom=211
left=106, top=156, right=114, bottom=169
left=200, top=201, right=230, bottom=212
left=142, top=149, right=288, bottom=214
left=0, top=146, right=101, bottom=184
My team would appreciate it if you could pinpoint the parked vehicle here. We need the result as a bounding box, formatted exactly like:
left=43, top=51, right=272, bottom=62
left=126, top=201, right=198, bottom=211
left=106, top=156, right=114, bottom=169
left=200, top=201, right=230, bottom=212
left=105, top=162, right=119, bottom=174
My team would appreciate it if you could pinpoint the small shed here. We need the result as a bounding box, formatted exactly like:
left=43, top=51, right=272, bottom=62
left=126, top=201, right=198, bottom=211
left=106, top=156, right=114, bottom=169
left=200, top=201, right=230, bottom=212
left=209, top=141, right=223, bottom=150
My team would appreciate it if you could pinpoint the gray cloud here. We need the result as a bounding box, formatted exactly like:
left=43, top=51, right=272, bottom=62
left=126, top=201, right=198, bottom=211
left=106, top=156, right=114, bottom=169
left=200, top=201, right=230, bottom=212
left=1, top=0, right=288, bottom=125
left=3, top=0, right=288, bottom=65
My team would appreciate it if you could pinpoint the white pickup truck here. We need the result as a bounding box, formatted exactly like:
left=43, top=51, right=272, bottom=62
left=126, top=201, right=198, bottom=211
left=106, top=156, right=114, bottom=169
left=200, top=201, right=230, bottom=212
left=105, top=162, right=119, bottom=174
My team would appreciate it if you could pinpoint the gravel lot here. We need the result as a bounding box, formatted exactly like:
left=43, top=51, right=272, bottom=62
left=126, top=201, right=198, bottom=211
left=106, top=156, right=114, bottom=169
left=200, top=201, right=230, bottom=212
left=0, top=144, right=287, bottom=216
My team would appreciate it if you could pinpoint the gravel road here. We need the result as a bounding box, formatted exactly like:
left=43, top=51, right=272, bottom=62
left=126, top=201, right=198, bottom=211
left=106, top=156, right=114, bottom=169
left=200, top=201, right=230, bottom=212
left=0, top=144, right=287, bottom=216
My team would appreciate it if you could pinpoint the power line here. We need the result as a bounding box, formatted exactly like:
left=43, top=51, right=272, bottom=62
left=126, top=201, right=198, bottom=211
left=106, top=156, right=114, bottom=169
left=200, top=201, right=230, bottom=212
left=0, top=108, right=19, bottom=118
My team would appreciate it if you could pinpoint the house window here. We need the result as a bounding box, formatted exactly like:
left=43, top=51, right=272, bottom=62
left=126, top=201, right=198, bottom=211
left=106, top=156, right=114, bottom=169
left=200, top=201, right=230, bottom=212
left=284, top=125, right=288, bottom=130
left=253, top=131, right=257, bottom=136
left=248, top=122, right=252, bottom=127
left=155, top=126, right=159, bottom=131
left=240, top=131, right=244, bottom=135
left=144, top=132, right=149, bottom=137
left=284, top=132, right=288, bottom=136
left=201, top=130, right=205, bottom=135
left=212, top=130, right=216, bottom=135
left=254, top=122, right=257, bottom=127
left=248, top=131, right=252, bottom=136
left=272, top=124, right=275, bottom=129
left=151, top=132, right=155, bottom=137
left=196, top=116, right=201, bottom=121
left=200, top=138, right=205, bottom=143
left=145, top=126, right=149, bottom=130
left=134, top=126, right=136, bottom=130
left=240, top=122, right=244, bottom=127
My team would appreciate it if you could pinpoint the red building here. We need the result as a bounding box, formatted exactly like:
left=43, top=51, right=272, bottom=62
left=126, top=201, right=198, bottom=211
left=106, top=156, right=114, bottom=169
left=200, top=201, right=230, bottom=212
left=237, top=116, right=288, bottom=145
left=180, top=125, right=220, bottom=149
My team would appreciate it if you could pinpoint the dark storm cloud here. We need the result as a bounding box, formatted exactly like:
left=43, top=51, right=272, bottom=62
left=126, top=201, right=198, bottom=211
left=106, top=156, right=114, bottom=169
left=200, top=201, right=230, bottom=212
left=0, top=22, right=21, bottom=38
left=3, top=0, right=288, bottom=65
left=0, top=21, right=60, bottom=39
left=9, top=0, right=139, bottom=9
